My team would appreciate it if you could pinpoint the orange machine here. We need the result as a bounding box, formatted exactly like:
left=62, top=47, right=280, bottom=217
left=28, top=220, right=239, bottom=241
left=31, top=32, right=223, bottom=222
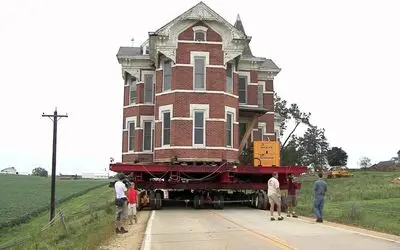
left=253, top=141, right=281, bottom=167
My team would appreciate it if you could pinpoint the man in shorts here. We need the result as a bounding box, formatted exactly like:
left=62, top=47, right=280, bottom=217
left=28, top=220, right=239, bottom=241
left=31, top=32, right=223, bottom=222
left=114, top=173, right=128, bottom=234
left=127, top=181, right=139, bottom=224
left=286, top=174, right=298, bottom=218
left=268, top=172, right=284, bottom=221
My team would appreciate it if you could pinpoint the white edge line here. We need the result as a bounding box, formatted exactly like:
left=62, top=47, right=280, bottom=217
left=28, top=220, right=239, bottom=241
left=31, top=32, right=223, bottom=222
left=295, top=217, right=400, bottom=244
left=141, top=210, right=155, bottom=250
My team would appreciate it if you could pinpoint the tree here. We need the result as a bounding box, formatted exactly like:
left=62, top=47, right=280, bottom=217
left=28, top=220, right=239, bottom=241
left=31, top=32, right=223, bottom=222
left=32, top=167, right=48, bottom=177
left=298, top=126, right=329, bottom=171
left=327, top=147, right=348, bottom=166
left=274, top=93, right=311, bottom=153
left=281, top=136, right=304, bottom=166
left=358, top=157, right=372, bottom=169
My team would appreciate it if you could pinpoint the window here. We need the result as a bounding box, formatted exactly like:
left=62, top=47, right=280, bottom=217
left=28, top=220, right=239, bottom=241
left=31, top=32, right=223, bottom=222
left=239, top=76, right=247, bottom=104
left=258, top=84, right=264, bottom=107
left=194, top=56, right=205, bottom=90
left=162, top=112, right=170, bottom=145
left=258, top=127, right=264, bottom=141
left=128, top=122, right=135, bottom=151
left=143, top=121, right=152, bottom=151
left=226, top=63, right=233, bottom=94
left=193, top=111, right=205, bottom=145
left=163, top=60, right=172, bottom=91
left=144, top=74, right=153, bottom=103
left=129, top=78, right=136, bottom=104
left=226, top=112, right=233, bottom=147
left=195, top=31, right=205, bottom=41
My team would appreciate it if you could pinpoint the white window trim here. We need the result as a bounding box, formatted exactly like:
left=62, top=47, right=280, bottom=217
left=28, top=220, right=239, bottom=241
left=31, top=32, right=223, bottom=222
left=154, top=146, right=238, bottom=151
left=163, top=59, right=172, bottom=92
left=258, top=122, right=267, bottom=141
left=192, top=26, right=208, bottom=41
left=191, top=52, right=209, bottom=91
left=226, top=62, right=234, bottom=94
left=159, top=104, right=173, bottom=147
left=258, top=81, right=275, bottom=94
left=238, top=71, right=250, bottom=104
left=226, top=112, right=234, bottom=147
left=155, top=89, right=238, bottom=99
left=126, top=116, right=137, bottom=152
left=142, top=118, right=154, bottom=152
left=129, top=78, right=136, bottom=105
left=142, top=70, right=155, bottom=104
left=190, top=104, right=209, bottom=147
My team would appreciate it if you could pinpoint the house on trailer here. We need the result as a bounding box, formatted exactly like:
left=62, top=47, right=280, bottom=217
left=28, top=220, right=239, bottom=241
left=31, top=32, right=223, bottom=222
left=116, top=1, right=281, bottom=165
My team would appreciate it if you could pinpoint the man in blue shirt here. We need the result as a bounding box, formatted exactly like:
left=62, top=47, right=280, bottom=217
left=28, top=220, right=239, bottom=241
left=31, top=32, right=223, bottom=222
left=313, top=172, right=327, bottom=223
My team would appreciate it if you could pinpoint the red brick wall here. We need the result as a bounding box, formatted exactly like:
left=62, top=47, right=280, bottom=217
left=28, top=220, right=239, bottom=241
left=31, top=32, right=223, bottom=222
left=247, top=85, right=258, bottom=105
left=156, top=70, right=163, bottom=93
left=123, top=154, right=153, bottom=163
left=176, top=43, right=223, bottom=65
left=178, top=22, right=222, bottom=42
left=155, top=149, right=238, bottom=162
left=172, top=120, right=192, bottom=146
left=173, top=66, right=193, bottom=90
left=124, top=86, right=129, bottom=106
left=207, top=68, right=225, bottom=91
left=265, top=80, right=274, bottom=91
left=136, top=83, right=143, bottom=104
left=123, top=106, right=154, bottom=129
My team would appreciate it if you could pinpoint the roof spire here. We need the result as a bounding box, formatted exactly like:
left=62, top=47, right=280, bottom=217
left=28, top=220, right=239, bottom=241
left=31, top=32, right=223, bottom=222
left=236, top=14, right=241, bottom=21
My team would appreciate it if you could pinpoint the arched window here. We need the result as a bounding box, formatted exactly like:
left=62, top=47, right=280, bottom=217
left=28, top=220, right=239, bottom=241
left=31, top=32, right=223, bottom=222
left=192, top=26, right=208, bottom=41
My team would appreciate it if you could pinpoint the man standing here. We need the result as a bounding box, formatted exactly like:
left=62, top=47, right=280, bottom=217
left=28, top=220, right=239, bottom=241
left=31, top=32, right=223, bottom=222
left=115, top=173, right=128, bottom=233
left=313, top=172, right=328, bottom=223
left=127, top=181, right=139, bottom=224
left=286, top=174, right=298, bottom=218
left=268, top=172, right=284, bottom=221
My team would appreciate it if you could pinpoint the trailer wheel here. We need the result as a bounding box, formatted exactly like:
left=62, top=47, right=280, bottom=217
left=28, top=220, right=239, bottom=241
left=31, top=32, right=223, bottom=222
left=256, top=193, right=263, bottom=209
left=261, top=193, right=268, bottom=210
left=219, top=195, right=224, bottom=209
left=155, top=192, right=162, bottom=210
left=149, top=191, right=156, bottom=210
left=193, top=195, right=200, bottom=209
left=213, top=195, right=220, bottom=209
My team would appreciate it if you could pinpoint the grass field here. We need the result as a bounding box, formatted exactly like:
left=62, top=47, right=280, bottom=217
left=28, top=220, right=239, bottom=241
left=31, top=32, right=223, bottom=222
left=295, top=171, right=400, bottom=235
left=0, top=185, right=115, bottom=249
left=0, top=174, right=109, bottom=228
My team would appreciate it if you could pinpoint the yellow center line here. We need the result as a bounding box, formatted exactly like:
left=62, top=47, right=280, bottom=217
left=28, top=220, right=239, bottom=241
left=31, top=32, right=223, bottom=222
left=209, top=211, right=297, bottom=250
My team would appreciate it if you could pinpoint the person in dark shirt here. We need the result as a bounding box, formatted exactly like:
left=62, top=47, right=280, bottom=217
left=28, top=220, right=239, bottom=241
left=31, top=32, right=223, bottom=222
left=286, top=174, right=298, bottom=218
left=313, top=172, right=328, bottom=223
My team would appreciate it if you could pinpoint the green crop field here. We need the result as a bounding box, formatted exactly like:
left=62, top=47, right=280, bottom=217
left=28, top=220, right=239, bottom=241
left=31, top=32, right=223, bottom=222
left=295, top=171, right=400, bottom=235
left=0, top=174, right=109, bottom=228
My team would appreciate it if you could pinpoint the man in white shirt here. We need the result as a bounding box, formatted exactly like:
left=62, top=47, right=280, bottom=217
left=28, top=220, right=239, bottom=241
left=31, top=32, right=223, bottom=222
left=115, top=173, right=128, bottom=233
left=267, top=172, right=284, bottom=221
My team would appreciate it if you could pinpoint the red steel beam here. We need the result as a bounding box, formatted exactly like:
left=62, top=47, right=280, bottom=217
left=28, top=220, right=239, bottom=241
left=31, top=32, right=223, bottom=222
left=110, top=163, right=307, bottom=175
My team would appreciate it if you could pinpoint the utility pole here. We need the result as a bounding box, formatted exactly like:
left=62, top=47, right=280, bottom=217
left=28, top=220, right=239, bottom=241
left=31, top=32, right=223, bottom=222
left=42, top=108, right=68, bottom=222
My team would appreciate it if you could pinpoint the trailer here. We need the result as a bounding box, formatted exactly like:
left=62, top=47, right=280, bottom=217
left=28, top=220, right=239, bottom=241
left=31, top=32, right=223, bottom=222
left=110, top=157, right=308, bottom=211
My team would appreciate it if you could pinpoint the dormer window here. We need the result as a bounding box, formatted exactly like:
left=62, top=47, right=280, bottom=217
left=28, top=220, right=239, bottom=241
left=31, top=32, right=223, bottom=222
left=192, top=26, right=208, bottom=41
left=141, top=41, right=149, bottom=55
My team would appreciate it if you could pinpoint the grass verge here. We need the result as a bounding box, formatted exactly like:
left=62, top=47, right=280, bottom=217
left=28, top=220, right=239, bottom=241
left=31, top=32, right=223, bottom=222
left=295, top=171, right=400, bottom=235
left=0, top=185, right=116, bottom=250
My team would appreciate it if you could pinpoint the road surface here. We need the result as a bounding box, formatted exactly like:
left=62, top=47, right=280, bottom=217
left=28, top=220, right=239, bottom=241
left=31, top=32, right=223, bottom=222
left=140, top=207, right=400, bottom=250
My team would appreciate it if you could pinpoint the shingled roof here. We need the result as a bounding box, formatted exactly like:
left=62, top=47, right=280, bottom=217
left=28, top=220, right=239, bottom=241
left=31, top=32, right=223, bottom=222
left=117, top=47, right=142, bottom=57
left=234, top=14, right=253, bottom=56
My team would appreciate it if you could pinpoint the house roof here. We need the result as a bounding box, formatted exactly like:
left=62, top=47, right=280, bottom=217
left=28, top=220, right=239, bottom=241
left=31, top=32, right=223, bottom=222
left=152, top=1, right=246, bottom=39
left=234, top=14, right=253, bottom=56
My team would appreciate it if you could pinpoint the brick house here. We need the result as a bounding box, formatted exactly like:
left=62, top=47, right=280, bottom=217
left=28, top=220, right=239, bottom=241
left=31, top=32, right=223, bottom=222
left=116, top=2, right=281, bottom=164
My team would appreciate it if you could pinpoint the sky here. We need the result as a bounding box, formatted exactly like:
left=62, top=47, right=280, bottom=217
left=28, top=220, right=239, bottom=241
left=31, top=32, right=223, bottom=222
left=0, top=0, right=399, bottom=175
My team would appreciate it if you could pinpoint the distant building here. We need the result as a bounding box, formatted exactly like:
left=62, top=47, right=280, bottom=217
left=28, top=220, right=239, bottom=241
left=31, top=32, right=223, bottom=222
left=81, top=173, right=109, bottom=179
left=57, top=174, right=82, bottom=180
left=1, top=167, right=17, bottom=175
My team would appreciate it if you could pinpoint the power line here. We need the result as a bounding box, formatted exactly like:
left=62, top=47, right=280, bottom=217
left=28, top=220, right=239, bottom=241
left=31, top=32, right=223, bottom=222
left=42, top=108, right=68, bottom=222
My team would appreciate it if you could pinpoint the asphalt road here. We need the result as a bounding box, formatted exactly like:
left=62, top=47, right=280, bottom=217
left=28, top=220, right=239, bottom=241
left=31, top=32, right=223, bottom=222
left=140, top=207, right=400, bottom=250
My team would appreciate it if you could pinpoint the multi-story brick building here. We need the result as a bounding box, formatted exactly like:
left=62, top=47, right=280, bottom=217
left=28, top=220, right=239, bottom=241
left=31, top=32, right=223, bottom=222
left=116, top=2, right=281, bottom=165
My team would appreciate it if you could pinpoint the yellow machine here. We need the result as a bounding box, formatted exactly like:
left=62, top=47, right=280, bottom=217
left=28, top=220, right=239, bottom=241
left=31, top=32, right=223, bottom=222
left=327, top=166, right=353, bottom=178
left=253, top=141, right=280, bottom=167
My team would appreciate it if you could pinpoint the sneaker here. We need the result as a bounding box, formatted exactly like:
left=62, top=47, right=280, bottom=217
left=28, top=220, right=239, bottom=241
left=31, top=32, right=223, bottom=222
left=119, top=227, right=128, bottom=233
left=115, top=228, right=120, bottom=233
left=278, top=216, right=284, bottom=221
left=287, top=214, right=291, bottom=217
left=292, top=214, right=298, bottom=218
left=270, top=217, right=276, bottom=221
left=316, top=218, right=323, bottom=223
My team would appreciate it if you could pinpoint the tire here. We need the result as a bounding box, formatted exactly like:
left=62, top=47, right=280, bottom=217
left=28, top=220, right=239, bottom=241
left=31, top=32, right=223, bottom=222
left=256, top=193, right=263, bottom=209
left=199, top=195, right=205, bottom=209
left=155, top=192, right=162, bottom=210
left=219, top=195, right=225, bottom=209
left=261, top=193, right=268, bottom=210
left=149, top=191, right=156, bottom=210
left=193, top=195, right=199, bottom=209
left=213, top=195, right=220, bottom=209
